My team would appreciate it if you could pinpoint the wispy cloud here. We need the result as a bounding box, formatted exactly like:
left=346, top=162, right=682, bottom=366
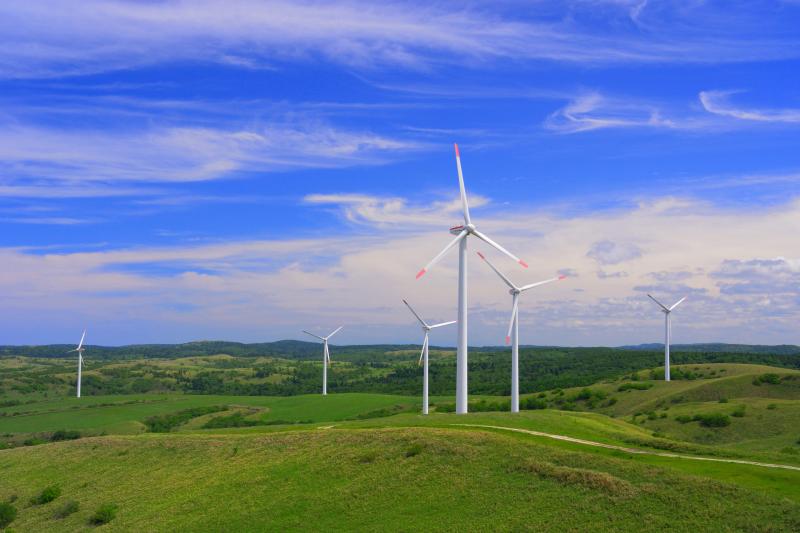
left=544, top=93, right=686, bottom=133
left=303, top=193, right=489, bottom=228
left=0, top=121, right=420, bottom=198
left=1, top=1, right=798, bottom=79
left=699, top=90, right=800, bottom=123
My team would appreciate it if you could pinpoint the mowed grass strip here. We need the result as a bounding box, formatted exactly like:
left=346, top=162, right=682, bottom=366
left=0, top=428, right=798, bottom=532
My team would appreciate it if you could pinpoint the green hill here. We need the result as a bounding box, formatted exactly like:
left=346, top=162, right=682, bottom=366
left=1, top=427, right=798, bottom=532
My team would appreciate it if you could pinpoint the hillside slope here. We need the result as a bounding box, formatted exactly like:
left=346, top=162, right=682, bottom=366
left=1, top=428, right=798, bottom=532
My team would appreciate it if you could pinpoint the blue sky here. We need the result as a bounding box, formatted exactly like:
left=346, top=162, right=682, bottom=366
left=1, top=0, right=800, bottom=346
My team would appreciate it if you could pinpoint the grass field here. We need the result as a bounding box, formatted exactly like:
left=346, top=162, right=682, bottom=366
left=1, top=361, right=799, bottom=531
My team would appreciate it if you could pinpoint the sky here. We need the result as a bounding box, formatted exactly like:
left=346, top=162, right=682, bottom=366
left=1, top=0, right=800, bottom=346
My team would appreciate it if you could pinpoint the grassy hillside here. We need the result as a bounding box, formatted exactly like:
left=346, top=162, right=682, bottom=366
left=1, top=428, right=798, bottom=532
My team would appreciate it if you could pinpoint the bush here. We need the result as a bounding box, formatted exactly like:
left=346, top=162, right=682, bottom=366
left=405, top=443, right=423, bottom=458
left=718, top=398, right=728, bottom=403
left=767, top=403, right=778, bottom=410
left=31, top=485, right=61, bottom=505
left=675, top=415, right=692, bottom=424
left=0, top=502, right=17, bottom=528
left=731, top=406, right=746, bottom=418
left=90, top=503, right=118, bottom=525
left=54, top=500, right=79, bottom=519
left=753, top=373, right=781, bottom=386
left=520, top=397, right=547, bottom=410
left=694, top=413, right=731, bottom=428
left=618, top=382, right=653, bottom=392
left=50, top=429, right=82, bottom=442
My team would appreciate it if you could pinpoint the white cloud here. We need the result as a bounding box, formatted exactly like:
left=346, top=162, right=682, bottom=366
left=3, top=194, right=800, bottom=345
left=699, top=90, right=800, bottom=123
left=303, top=193, right=489, bottom=228
left=0, top=122, right=419, bottom=196
left=0, top=1, right=798, bottom=79
left=544, top=93, right=691, bottom=133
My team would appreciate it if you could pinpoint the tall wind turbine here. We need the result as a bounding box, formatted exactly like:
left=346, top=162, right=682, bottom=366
left=302, top=327, right=343, bottom=395
left=402, top=300, right=455, bottom=415
left=647, top=295, right=687, bottom=381
left=416, top=143, right=528, bottom=414
left=478, top=252, right=565, bottom=413
left=68, top=330, right=86, bottom=398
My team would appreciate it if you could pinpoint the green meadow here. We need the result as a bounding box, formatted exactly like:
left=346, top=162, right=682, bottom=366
left=2, top=353, right=800, bottom=531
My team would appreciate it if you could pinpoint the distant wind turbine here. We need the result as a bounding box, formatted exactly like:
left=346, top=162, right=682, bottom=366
left=68, top=330, right=86, bottom=398
left=302, top=327, right=343, bottom=395
left=402, top=300, right=455, bottom=415
left=416, top=143, right=528, bottom=414
left=647, top=295, right=687, bottom=381
left=478, top=252, right=566, bottom=412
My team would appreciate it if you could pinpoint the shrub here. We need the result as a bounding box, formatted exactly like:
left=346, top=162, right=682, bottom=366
left=767, top=404, right=778, bottom=410
left=618, top=382, right=653, bottom=392
left=718, top=398, right=728, bottom=403
left=31, top=485, right=61, bottom=505
left=731, top=406, right=746, bottom=418
left=753, top=373, right=781, bottom=386
left=0, top=502, right=17, bottom=528
left=647, top=411, right=657, bottom=421
left=54, top=500, right=79, bottom=519
left=520, top=397, right=547, bottom=410
left=694, top=413, right=731, bottom=428
left=604, top=397, right=618, bottom=407
left=675, top=415, right=692, bottom=424
left=144, top=405, right=228, bottom=432
left=50, top=429, right=81, bottom=442
left=405, top=443, right=423, bottom=458
left=90, top=503, right=118, bottom=525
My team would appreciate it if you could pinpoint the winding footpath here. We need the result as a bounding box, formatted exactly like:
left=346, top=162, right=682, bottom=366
left=453, top=423, right=800, bottom=472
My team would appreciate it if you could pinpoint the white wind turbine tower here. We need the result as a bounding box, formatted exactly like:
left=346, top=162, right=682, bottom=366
left=478, top=252, right=566, bottom=413
left=647, top=295, right=687, bottom=382
left=302, top=327, right=343, bottom=395
left=402, top=300, right=455, bottom=415
left=68, top=330, right=86, bottom=398
left=416, top=143, right=528, bottom=414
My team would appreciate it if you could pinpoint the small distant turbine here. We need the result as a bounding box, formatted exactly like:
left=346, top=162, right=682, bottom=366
left=478, top=252, right=566, bottom=413
left=302, top=327, right=343, bottom=395
left=402, top=300, right=455, bottom=415
left=647, top=294, right=687, bottom=381
left=68, top=330, right=86, bottom=398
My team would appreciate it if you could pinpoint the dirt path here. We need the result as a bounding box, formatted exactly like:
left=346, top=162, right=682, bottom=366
left=453, top=424, right=800, bottom=472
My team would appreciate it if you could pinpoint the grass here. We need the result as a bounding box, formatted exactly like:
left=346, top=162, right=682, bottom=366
left=1, top=362, right=799, bottom=530
left=0, top=428, right=798, bottom=532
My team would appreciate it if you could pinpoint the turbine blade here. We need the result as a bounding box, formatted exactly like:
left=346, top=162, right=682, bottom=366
left=302, top=330, right=325, bottom=341
left=520, top=275, right=566, bottom=292
left=402, top=299, right=428, bottom=328
left=416, top=229, right=468, bottom=279
left=77, top=329, right=86, bottom=350
left=506, top=293, right=519, bottom=345
left=454, top=143, right=471, bottom=225
left=429, top=320, right=456, bottom=329
left=476, top=251, right=517, bottom=290
left=669, top=297, right=687, bottom=311
left=647, top=294, right=669, bottom=312
left=327, top=326, right=343, bottom=339
left=418, top=334, right=428, bottom=366
left=472, top=229, right=527, bottom=268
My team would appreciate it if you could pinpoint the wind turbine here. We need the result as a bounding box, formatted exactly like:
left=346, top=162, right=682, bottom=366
left=68, top=330, right=86, bottom=398
left=647, top=295, right=687, bottom=381
left=402, top=300, right=455, bottom=415
left=302, top=327, right=343, bottom=395
left=478, top=252, right=565, bottom=413
left=416, top=143, right=528, bottom=414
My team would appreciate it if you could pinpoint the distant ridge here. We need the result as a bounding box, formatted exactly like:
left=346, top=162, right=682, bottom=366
left=1, top=340, right=799, bottom=360
left=618, top=343, right=800, bottom=355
